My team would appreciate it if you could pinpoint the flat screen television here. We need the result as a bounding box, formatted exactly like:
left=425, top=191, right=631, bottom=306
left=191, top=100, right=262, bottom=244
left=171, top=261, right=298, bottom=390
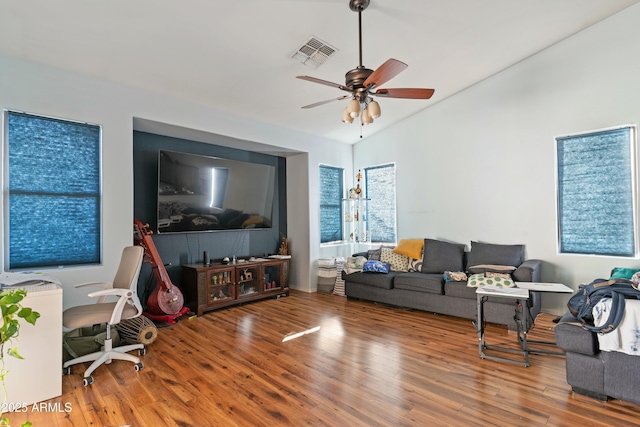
left=157, top=150, right=276, bottom=233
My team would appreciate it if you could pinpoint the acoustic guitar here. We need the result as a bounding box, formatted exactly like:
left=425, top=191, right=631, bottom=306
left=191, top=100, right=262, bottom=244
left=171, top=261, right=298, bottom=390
left=133, top=219, right=185, bottom=316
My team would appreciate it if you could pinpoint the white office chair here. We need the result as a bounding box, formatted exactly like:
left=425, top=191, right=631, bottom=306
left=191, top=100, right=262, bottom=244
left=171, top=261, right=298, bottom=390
left=62, top=246, right=146, bottom=386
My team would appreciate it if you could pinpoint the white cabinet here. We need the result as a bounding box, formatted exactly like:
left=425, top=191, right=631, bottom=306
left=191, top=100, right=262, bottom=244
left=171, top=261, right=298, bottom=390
left=2, top=284, right=62, bottom=412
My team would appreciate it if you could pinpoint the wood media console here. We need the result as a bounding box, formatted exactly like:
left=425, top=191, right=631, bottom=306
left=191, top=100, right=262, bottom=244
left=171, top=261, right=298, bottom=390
left=182, top=257, right=290, bottom=316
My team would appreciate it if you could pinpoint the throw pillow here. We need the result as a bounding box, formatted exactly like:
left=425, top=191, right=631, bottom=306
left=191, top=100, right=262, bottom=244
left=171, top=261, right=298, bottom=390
left=362, top=260, right=391, bottom=273
left=422, top=238, right=465, bottom=273
left=486, top=271, right=511, bottom=280
left=467, top=264, right=517, bottom=274
left=467, top=273, right=515, bottom=288
left=407, top=256, right=423, bottom=272
left=367, top=247, right=382, bottom=261
left=466, top=241, right=524, bottom=270
left=343, top=256, right=367, bottom=274
left=381, top=247, right=409, bottom=272
left=393, top=239, right=424, bottom=260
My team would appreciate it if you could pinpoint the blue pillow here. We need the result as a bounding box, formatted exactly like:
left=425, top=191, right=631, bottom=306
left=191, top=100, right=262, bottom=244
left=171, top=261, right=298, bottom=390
left=362, top=260, right=391, bottom=273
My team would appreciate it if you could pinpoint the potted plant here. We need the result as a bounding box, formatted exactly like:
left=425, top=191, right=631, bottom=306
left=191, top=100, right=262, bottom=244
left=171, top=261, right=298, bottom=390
left=0, top=288, right=40, bottom=427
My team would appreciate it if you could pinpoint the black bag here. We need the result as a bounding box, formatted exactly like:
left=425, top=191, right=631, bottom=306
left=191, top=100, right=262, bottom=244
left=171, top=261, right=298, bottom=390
left=567, top=278, right=640, bottom=334
left=62, top=324, right=120, bottom=362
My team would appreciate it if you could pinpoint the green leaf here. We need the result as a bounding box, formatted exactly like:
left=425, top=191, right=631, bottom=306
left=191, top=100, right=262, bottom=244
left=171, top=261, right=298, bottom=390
left=4, top=322, right=18, bottom=340
left=7, top=347, right=24, bottom=359
left=0, top=292, right=24, bottom=305
left=24, top=310, right=40, bottom=325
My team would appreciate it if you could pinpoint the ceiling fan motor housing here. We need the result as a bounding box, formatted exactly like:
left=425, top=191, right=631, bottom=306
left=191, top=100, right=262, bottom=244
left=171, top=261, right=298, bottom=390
left=345, top=67, right=373, bottom=101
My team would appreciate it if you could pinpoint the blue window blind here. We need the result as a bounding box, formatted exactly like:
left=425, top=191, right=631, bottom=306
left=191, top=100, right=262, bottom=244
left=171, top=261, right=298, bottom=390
left=556, top=126, right=636, bottom=257
left=365, top=163, right=396, bottom=243
left=5, top=111, right=102, bottom=269
left=319, top=165, right=343, bottom=243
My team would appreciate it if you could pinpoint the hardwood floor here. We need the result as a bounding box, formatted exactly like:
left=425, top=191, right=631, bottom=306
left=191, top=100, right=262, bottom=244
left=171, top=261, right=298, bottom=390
left=7, top=291, right=640, bottom=426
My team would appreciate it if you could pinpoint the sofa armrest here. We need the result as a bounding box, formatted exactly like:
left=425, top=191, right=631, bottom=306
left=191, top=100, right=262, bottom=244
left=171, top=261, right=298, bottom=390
left=554, top=311, right=599, bottom=356
left=513, top=259, right=541, bottom=282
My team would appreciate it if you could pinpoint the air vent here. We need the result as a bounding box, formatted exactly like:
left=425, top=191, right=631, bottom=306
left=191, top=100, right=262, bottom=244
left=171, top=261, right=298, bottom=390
left=291, top=36, right=338, bottom=69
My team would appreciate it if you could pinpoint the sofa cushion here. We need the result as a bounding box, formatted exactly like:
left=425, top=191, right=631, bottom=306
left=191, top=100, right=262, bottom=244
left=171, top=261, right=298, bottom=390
left=422, top=239, right=465, bottom=273
left=343, top=271, right=400, bottom=290
left=445, top=281, right=519, bottom=303
left=393, top=238, right=424, bottom=260
left=554, top=312, right=599, bottom=356
left=381, top=247, right=409, bottom=272
left=444, top=281, right=477, bottom=299
left=466, top=241, right=524, bottom=270
left=394, top=273, right=443, bottom=294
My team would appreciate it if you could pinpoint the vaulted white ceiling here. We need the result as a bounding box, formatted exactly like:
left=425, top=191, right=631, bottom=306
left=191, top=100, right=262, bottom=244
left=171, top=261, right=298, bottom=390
left=1, top=0, right=638, bottom=144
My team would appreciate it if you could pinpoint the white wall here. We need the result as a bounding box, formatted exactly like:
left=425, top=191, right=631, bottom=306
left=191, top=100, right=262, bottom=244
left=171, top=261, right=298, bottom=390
left=353, top=4, right=640, bottom=314
left=0, top=53, right=352, bottom=308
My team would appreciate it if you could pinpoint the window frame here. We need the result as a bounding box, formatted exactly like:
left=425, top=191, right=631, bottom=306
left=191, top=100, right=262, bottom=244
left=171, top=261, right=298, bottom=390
left=3, top=110, right=103, bottom=270
left=555, top=124, right=637, bottom=258
left=365, top=163, right=397, bottom=244
left=319, top=164, right=344, bottom=245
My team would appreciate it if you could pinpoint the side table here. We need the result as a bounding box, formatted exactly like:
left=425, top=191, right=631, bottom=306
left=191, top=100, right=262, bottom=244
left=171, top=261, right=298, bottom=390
left=515, top=282, right=573, bottom=355
left=476, top=286, right=531, bottom=366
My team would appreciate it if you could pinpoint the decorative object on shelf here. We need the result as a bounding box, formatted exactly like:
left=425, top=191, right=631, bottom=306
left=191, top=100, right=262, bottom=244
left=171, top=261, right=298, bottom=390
left=278, top=234, right=290, bottom=255
left=355, top=170, right=362, bottom=196
left=222, top=257, right=230, bottom=265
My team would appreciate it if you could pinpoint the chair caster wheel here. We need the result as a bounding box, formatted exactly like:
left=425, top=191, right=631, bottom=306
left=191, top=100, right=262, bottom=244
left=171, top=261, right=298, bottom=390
left=134, top=362, right=144, bottom=372
left=139, top=348, right=146, bottom=356
left=63, top=367, right=71, bottom=375
left=83, top=376, right=94, bottom=387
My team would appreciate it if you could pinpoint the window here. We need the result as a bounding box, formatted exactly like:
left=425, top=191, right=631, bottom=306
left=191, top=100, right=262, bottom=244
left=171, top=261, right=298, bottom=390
left=556, top=125, right=637, bottom=257
left=365, top=163, right=396, bottom=243
left=319, top=165, right=344, bottom=244
left=5, top=111, right=102, bottom=269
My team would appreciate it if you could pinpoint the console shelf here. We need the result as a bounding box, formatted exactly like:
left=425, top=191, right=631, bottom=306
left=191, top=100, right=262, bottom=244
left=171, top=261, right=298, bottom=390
left=182, top=258, right=290, bottom=316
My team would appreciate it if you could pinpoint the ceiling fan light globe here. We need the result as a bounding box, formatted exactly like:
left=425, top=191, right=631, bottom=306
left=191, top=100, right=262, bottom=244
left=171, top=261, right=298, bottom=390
left=342, top=108, right=354, bottom=123
left=368, top=100, right=381, bottom=119
left=347, top=99, right=361, bottom=118
left=361, top=109, right=373, bottom=125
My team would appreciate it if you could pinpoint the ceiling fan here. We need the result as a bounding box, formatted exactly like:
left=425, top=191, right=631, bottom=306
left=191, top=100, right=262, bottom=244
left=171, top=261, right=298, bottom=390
left=296, top=0, right=434, bottom=125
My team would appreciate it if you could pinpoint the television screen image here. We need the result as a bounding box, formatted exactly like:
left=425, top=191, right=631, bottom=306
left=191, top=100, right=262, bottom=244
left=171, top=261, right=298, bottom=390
left=157, top=150, right=275, bottom=233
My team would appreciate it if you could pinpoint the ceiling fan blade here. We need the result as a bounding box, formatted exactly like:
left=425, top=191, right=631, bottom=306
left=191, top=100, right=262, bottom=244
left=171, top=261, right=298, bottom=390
left=373, top=88, right=435, bottom=99
left=296, top=75, right=351, bottom=92
left=363, top=58, right=408, bottom=90
left=301, top=95, right=350, bottom=109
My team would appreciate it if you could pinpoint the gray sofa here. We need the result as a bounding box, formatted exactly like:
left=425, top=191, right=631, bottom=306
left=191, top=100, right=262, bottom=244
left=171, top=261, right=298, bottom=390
left=555, top=311, right=640, bottom=404
left=344, top=239, right=542, bottom=330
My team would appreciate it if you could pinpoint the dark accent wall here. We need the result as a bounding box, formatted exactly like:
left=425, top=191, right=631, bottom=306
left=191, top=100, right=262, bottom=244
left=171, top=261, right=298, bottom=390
left=133, top=131, right=287, bottom=299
